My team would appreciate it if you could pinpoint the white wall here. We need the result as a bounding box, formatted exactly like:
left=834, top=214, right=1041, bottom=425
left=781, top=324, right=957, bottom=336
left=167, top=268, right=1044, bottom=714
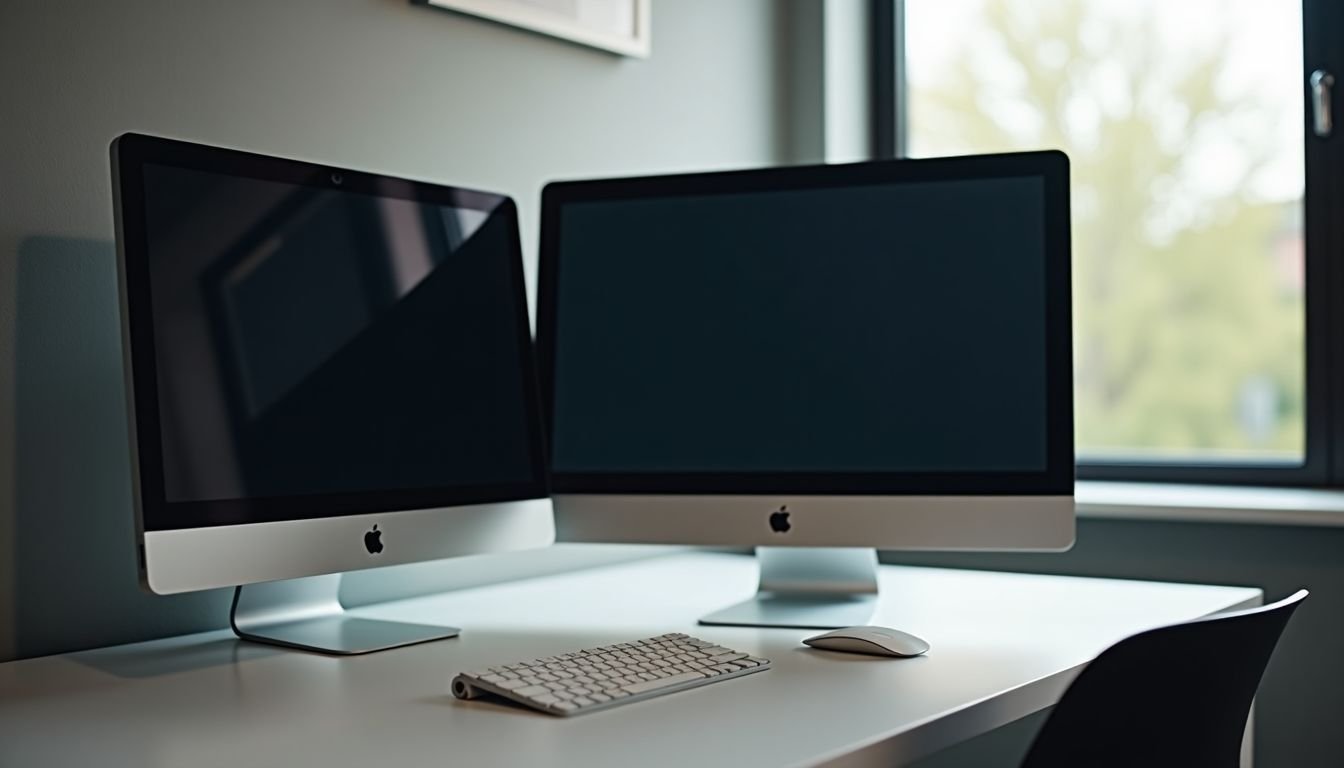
left=0, top=0, right=787, bottom=660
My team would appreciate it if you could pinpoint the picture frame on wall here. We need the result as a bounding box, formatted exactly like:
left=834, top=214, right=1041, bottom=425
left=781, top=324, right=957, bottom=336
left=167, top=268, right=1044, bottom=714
left=415, top=0, right=651, bottom=58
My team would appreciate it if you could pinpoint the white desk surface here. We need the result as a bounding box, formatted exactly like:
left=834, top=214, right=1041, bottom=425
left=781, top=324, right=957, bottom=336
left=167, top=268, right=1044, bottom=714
left=0, top=552, right=1260, bottom=768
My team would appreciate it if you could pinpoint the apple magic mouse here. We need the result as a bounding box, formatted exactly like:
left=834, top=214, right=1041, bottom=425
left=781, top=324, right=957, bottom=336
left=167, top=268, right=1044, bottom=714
left=802, top=626, right=930, bottom=657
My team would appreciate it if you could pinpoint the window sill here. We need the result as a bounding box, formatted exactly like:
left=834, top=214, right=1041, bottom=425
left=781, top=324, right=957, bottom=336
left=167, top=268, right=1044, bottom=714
left=1076, top=481, right=1344, bottom=527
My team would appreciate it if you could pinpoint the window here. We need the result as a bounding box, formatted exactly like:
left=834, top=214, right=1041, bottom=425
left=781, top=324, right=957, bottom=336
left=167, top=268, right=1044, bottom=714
left=874, top=0, right=1344, bottom=484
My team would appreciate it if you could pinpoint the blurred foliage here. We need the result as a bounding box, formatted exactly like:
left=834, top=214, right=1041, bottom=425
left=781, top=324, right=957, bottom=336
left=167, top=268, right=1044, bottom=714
left=908, top=0, right=1305, bottom=459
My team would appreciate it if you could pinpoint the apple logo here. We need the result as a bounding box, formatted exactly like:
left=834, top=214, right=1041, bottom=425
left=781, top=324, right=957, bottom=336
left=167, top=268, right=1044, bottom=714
left=364, top=524, right=384, bottom=555
left=769, top=506, right=791, bottom=533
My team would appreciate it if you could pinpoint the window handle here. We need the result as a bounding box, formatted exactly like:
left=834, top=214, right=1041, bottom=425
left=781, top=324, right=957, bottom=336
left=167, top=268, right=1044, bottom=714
left=1311, top=69, right=1334, bottom=138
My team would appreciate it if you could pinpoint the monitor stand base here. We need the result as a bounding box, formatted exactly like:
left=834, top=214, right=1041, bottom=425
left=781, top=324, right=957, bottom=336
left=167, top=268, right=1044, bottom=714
left=699, top=547, right=879, bottom=629
left=230, top=574, right=459, bottom=655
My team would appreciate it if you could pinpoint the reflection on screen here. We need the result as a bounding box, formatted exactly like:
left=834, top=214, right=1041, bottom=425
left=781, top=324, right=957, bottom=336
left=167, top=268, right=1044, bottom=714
left=550, top=177, right=1049, bottom=474
left=142, top=165, right=535, bottom=503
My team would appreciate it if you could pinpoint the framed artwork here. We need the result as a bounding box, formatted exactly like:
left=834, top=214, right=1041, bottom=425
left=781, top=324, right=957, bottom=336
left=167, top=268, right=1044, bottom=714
left=416, top=0, right=651, bottom=58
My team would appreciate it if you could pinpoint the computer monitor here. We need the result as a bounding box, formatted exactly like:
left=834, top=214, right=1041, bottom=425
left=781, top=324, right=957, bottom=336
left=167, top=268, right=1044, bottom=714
left=112, top=133, right=554, bottom=654
left=538, top=151, right=1074, bottom=629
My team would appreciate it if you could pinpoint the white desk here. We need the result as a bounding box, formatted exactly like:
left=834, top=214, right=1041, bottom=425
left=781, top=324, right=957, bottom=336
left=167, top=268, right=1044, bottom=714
left=0, top=552, right=1260, bottom=768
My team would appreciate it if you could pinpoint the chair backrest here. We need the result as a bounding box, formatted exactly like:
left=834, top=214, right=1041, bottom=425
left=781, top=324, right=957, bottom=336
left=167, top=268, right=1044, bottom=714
left=1021, top=589, right=1308, bottom=768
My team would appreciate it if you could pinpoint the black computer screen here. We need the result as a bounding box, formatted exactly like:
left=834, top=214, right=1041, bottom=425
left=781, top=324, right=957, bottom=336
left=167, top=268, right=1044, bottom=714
left=547, top=174, right=1053, bottom=478
left=133, top=161, right=542, bottom=522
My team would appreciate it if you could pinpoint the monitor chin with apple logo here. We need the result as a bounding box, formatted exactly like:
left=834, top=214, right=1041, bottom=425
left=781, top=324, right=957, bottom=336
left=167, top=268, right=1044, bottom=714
left=113, top=133, right=554, bottom=655
left=538, top=151, right=1075, bottom=630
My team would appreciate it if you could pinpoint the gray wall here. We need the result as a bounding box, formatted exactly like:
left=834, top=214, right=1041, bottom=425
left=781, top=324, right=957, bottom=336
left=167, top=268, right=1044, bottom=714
left=897, top=518, right=1342, bottom=768
left=0, top=0, right=788, bottom=661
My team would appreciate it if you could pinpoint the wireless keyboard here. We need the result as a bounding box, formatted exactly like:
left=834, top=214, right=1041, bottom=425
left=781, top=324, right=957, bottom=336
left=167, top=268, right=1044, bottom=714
left=451, top=633, right=771, bottom=716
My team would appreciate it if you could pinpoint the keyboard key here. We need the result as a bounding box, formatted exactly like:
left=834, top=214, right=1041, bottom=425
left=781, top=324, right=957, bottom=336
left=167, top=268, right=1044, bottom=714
left=622, top=671, right=708, bottom=695
left=709, top=652, right=747, bottom=664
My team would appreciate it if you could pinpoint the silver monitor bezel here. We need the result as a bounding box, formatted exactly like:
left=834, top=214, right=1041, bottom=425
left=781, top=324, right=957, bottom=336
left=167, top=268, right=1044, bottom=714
left=538, top=152, right=1074, bottom=552
left=113, top=132, right=554, bottom=594
left=553, top=494, right=1073, bottom=551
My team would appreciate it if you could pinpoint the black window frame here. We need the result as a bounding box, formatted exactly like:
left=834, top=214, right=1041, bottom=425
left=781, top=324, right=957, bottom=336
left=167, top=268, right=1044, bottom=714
left=871, top=0, right=1344, bottom=487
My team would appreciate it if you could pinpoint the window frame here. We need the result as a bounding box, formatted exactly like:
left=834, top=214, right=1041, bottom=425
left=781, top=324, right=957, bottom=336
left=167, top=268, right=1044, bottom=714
left=871, top=0, right=1344, bottom=487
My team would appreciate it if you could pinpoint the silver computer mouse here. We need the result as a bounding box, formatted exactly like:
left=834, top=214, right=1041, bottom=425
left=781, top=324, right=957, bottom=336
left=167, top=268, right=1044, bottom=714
left=802, top=626, right=930, bottom=657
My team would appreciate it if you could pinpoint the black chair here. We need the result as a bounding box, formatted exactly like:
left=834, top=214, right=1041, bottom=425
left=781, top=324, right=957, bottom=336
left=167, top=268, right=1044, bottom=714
left=1020, top=588, right=1308, bottom=768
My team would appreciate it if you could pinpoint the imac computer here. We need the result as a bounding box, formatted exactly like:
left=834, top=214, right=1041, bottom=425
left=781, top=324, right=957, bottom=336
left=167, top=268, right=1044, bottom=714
left=538, top=151, right=1074, bottom=629
left=112, top=133, right=554, bottom=654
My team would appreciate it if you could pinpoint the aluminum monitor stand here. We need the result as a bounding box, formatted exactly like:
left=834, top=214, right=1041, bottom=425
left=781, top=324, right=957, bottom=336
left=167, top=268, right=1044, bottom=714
left=230, top=574, right=459, bottom=655
left=699, top=547, right=878, bottom=629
